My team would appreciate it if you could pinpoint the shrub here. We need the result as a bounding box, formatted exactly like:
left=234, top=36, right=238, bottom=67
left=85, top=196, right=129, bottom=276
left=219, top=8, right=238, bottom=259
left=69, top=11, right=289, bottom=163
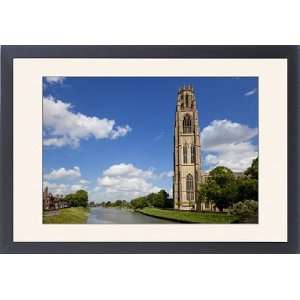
left=229, top=200, right=258, bottom=223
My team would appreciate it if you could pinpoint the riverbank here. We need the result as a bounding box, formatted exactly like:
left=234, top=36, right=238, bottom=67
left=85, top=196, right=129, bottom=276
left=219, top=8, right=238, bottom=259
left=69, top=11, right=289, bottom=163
left=138, top=207, right=238, bottom=223
left=43, top=207, right=90, bottom=224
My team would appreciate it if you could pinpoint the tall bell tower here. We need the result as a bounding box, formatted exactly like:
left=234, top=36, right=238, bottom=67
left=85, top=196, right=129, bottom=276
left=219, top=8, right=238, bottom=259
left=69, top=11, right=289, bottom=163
left=173, top=85, right=201, bottom=210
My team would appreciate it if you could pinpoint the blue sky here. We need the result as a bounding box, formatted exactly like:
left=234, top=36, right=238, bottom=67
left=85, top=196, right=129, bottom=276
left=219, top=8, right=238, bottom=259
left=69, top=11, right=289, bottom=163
left=43, top=76, right=258, bottom=202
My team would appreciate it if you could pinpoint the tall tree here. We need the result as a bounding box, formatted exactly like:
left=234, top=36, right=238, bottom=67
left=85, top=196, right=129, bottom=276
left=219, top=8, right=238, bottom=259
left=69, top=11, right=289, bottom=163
left=64, top=189, right=88, bottom=207
left=236, top=177, right=258, bottom=201
left=245, top=157, right=258, bottom=180
left=202, top=166, right=237, bottom=211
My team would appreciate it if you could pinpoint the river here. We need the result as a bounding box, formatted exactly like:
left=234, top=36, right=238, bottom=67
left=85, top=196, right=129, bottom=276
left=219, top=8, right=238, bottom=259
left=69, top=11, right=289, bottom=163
left=87, top=207, right=175, bottom=224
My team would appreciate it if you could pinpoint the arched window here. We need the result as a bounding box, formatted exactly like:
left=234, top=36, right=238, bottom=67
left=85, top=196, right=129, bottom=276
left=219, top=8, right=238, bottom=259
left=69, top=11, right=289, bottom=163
left=183, top=114, right=192, bottom=133
left=183, top=144, right=188, bottom=164
left=186, top=174, right=194, bottom=201
left=191, top=145, right=196, bottom=163
left=185, top=94, right=189, bottom=107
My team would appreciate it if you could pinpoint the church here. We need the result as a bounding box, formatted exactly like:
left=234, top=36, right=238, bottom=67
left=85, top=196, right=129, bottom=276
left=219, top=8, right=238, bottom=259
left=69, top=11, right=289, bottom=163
left=173, top=85, right=214, bottom=211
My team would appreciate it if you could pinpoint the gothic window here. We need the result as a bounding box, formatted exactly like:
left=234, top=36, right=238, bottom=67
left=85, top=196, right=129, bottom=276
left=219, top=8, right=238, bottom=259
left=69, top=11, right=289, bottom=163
left=183, top=145, right=188, bottom=164
left=186, top=174, right=194, bottom=201
left=183, top=114, right=192, bottom=133
left=191, top=145, right=196, bottom=163
left=185, top=95, right=189, bottom=107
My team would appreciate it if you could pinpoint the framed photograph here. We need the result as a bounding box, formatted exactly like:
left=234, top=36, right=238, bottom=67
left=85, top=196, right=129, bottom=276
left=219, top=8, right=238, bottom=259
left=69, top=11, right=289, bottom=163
left=0, top=46, right=299, bottom=253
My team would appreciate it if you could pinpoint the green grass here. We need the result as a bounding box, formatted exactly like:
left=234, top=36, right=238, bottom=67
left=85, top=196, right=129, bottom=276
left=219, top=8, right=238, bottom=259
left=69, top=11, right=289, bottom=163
left=138, top=207, right=238, bottom=224
left=43, top=207, right=90, bottom=224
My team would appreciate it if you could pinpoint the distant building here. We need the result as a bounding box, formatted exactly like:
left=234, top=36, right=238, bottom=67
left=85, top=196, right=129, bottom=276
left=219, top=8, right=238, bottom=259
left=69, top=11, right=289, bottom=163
left=43, top=187, right=69, bottom=211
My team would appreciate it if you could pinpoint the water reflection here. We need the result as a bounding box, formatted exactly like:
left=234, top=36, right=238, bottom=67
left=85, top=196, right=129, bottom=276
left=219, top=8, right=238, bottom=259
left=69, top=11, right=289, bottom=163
left=87, top=207, right=175, bottom=224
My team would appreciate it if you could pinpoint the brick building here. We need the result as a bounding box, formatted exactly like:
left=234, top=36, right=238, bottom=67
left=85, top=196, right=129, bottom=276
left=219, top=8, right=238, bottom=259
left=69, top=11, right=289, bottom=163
left=43, top=186, right=70, bottom=211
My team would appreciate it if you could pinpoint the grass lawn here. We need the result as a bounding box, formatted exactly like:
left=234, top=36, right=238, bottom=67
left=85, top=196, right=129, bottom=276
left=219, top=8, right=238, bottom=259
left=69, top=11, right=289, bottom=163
left=138, top=207, right=238, bottom=224
left=43, top=207, right=90, bottom=224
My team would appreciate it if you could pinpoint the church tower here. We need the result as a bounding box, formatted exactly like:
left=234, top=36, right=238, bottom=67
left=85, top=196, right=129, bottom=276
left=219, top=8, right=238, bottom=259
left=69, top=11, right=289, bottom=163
left=173, top=85, right=201, bottom=210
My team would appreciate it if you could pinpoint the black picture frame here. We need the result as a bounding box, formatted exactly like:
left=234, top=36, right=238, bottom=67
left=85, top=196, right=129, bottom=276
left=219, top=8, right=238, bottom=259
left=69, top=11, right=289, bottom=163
left=0, top=45, right=299, bottom=253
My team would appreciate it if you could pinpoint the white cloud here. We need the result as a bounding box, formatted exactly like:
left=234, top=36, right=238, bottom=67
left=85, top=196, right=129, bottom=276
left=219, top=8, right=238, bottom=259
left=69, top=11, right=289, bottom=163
left=43, top=178, right=89, bottom=196
left=70, top=184, right=86, bottom=192
left=44, top=76, right=65, bottom=84
left=202, top=119, right=257, bottom=151
left=244, top=88, right=257, bottom=96
left=43, top=181, right=69, bottom=196
left=158, top=171, right=173, bottom=178
left=44, top=166, right=81, bottom=180
left=79, top=179, right=90, bottom=185
left=204, top=142, right=257, bottom=172
left=43, top=163, right=171, bottom=201
left=103, top=163, right=154, bottom=178
left=43, top=96, right=131, bottom=148
left=94, top=163, right=163, bottom=201
left=201, top=120, right=258, bottom=172
left=204, top=154, right=219, bottom=165
left=110, top=125, right=132, bottom=140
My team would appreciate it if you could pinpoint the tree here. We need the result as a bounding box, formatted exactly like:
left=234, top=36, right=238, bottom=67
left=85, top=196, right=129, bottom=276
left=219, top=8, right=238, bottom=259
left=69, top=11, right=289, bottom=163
left=209, top=166, right=235, bottom=187
left=196, top=183, right=207, bottom=211
left=236, top=177, right=258, bottom=201
left=130, top=197, right=148, bottom=210
left=105, top=201, right=112, bottom=207
left=146, top=193, right=157, bottom=207
left=164, top=197, right=174, bottom=209
left=203, top=166, right=237, bottom=211
left=64, top=189, right=88, bottom=207
left=245, top=157, right=258, bottom=180
left=154, top=190, right=169, bottom=208
left=75, top=190, right=88, bottom=207
left=236, top=157, right=258, bottom=202
left=64, top=193, right=75, bottom=206
left=229, top=200, right=258, bottom=223
left=114, top=200, right=123, bottom=207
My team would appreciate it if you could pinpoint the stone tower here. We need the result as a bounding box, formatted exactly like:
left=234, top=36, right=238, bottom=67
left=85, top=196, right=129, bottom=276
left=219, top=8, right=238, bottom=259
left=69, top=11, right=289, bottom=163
left=173, top=85, right=201, bottom=210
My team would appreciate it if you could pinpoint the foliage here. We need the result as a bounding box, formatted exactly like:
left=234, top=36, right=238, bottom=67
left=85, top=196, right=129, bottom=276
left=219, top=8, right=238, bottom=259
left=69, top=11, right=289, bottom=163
left=43, top=207, right=90, bottom=224
left=245, top=157, right=258, bottom=180
left=65, top=189, right=88, bottom=207
left=114, top=200, right=123, bottom=207
left=229, top=200, right=258, bottom=223
left=130, top=196, right=149, bottom=209
left=209, top=166, right=235, bottom=187
left=201, top=166, right=238, bottom=211
left=237, top=157, right=258, bottom=201
left=101, top=189, right=172, bottom=210
left=100, top=200, right=131, bottom=208
left=198, top=159, right=258, bottom=211
left=104, top=201, right=112, bottom=207
left=236, top=177, right=258, bottom=201
left=146, top=193, right=158, bottom=207
left=146, top=190, right=170, bottom=208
